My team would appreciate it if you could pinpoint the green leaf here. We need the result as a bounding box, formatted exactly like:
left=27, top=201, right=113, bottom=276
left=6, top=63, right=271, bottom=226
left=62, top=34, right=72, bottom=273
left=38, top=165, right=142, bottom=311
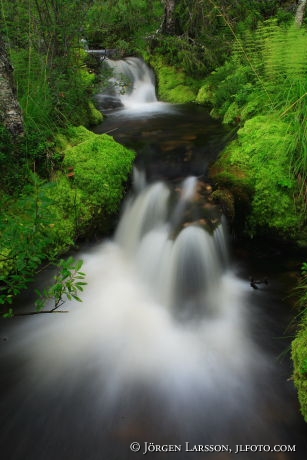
left=3, top=308, right=14, bottom=318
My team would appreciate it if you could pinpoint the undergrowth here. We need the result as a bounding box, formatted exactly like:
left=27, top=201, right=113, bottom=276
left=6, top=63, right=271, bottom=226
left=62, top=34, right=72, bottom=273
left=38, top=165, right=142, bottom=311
left=0, top=127, right=135, bottom=314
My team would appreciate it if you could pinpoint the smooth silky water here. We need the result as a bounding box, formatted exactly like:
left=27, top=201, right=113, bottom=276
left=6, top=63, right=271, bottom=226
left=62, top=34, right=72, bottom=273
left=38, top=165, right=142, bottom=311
left=0, top=57, right=306, bottom=459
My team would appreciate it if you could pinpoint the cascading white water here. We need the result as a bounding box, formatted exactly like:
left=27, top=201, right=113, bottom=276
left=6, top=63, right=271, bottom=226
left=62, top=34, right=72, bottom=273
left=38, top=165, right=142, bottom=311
left=107, top=57, right=157, bottom=105
left=96, top=57, right=177, bottom=115
left=116, top=175, right=224, bottom=319
left=2, top=169, right=299, bottom=459
left=19, top=173, right=268, bottom=414
left=101, top=57, right=157, bottom=108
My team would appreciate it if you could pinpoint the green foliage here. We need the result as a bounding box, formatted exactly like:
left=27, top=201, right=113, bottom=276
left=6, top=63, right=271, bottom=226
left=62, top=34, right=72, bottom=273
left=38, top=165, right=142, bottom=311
left=150, top=0, right=284, bottom=76
left=35, top=257, right=86, bottom=312
left=197, top=61, right=256, bottom=122
left=1, top=1, right=102, bottom=181
left=0, top=172, right=55, bottom=306
left=199, top=21, right=307, bottom=125
left=293, top=263, right=307, bottom=316
left=150, top=34, right=209, bottom=76
left=11, top=48, right=101, bottom=137
left=1, top=257, right=86, bottom=317
left=11, top=49, right=55, bottom=133
left=85, top=0, right=163, bottom=51
left=291, top=260, right=307, bottom=394
left=1, top=0, right=90, bottom=56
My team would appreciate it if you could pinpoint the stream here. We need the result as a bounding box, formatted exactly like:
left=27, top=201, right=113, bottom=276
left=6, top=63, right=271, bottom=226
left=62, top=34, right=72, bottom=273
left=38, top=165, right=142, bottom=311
left=0, top=57, right=307, bottom=459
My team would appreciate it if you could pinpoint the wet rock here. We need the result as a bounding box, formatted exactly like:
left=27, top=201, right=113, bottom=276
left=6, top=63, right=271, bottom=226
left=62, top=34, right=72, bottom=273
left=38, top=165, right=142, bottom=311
left=95, top=94, right=124, bottom=110
left=211, top=189, right=235, bottom=221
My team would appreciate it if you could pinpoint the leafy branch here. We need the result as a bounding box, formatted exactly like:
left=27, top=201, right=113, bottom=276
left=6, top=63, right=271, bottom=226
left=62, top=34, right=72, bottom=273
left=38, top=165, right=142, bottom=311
left=2, top=257, right=87, bottom=318
left=35, top=257, right=86, bottom=312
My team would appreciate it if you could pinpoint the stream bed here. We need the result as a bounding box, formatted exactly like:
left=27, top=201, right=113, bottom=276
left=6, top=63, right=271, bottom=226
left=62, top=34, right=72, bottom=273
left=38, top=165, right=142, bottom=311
left=0, top=57, right=307, bottom=459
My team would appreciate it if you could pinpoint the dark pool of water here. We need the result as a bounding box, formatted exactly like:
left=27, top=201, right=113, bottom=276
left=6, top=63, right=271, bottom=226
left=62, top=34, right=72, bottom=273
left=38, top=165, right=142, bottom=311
left=94, top=103, right=230, bottom=182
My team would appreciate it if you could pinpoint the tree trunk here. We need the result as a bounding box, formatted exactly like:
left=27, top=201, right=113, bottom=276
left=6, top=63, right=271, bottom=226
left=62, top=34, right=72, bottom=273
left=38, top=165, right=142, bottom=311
left=0, top=34, right=24, bottom=136
left=295, top=0, right=307, bottom=26
left=161, top=0, right=177, bottom=35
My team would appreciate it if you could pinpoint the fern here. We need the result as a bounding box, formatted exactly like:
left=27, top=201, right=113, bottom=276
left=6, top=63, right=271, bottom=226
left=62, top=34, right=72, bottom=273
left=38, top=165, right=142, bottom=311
left=212, top=19, right=307, bottom=194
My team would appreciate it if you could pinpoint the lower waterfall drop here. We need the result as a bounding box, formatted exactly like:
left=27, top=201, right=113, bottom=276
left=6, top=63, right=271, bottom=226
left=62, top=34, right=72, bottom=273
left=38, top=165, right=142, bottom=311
left=22, top=173, right=269, bottom=427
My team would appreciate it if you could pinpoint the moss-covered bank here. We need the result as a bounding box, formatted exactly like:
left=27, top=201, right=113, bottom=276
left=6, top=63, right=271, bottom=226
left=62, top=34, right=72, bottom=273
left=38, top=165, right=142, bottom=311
left=0, top=126, right=135, bottom=309
left=52, top=126, right=136, bottom=241
left=149, top=56, right=201, bottom=104
left=209, top=115, right=305, bottom=240
left=292, top=321, right=307, bottom=423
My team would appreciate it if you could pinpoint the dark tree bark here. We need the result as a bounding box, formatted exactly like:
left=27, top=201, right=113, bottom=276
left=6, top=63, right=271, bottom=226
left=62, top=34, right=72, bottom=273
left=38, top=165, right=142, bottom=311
left=161, top=0, right=177, bottom=35
left=0, top=33, right=24, bottom=136
left=295, top=0, right=307, bottom=26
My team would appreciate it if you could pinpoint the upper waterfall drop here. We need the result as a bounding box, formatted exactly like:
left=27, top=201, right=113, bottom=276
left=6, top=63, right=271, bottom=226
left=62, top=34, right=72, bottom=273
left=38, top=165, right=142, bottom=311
left=97, top=57, right=159, bottom=110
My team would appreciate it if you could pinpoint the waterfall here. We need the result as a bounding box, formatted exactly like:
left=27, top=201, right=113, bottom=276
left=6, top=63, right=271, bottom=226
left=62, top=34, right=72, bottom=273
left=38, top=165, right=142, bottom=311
left=96, top=57, right=158, bottom=110
left=21, top=173, right=264, bottom=395
left=116, top=175, right=226, bottom=319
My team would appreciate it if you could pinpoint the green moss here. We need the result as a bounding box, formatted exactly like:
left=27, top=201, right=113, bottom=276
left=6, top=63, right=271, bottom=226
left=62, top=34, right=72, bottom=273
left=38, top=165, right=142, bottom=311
left=63, top=130, right=135, bottom=217
left=55, top=133, right=71, bottom=152
left=50, top=126, right=136, bottom=240
left=166, top=85, right=196, bottom=104
left=63, top=125, right=97, bottom=145
left=45, top=176, right=90, bottom=254
left=211, top=115, right=304, bottom=238
left=292, top=323, right=307, bottom=422
left=150, top=57, right=200, bottom=103
left=196, top=83, right=211, bottom=104
left=88, top=101, right=103, bottom=125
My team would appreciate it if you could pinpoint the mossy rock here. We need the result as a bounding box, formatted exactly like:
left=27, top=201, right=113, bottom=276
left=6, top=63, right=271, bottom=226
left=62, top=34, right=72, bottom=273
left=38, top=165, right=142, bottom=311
left=210, top=115, right=305, bottom=239
left=62, top=125, right=97, bottom=146
left=167, top=85, right=197, bottom=104
left=292, top=324, right=307, bottom=422
left=210, top=148, right=253, bottom=228
left=46, top=126, right=135, bottom=248
left=62, top=127, right=135, bottom=234
left=87, top=101, right=103, bottom=126
left=149, top=57, right=199, bottom=103
left=196, top=83, right=213, bottom=105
